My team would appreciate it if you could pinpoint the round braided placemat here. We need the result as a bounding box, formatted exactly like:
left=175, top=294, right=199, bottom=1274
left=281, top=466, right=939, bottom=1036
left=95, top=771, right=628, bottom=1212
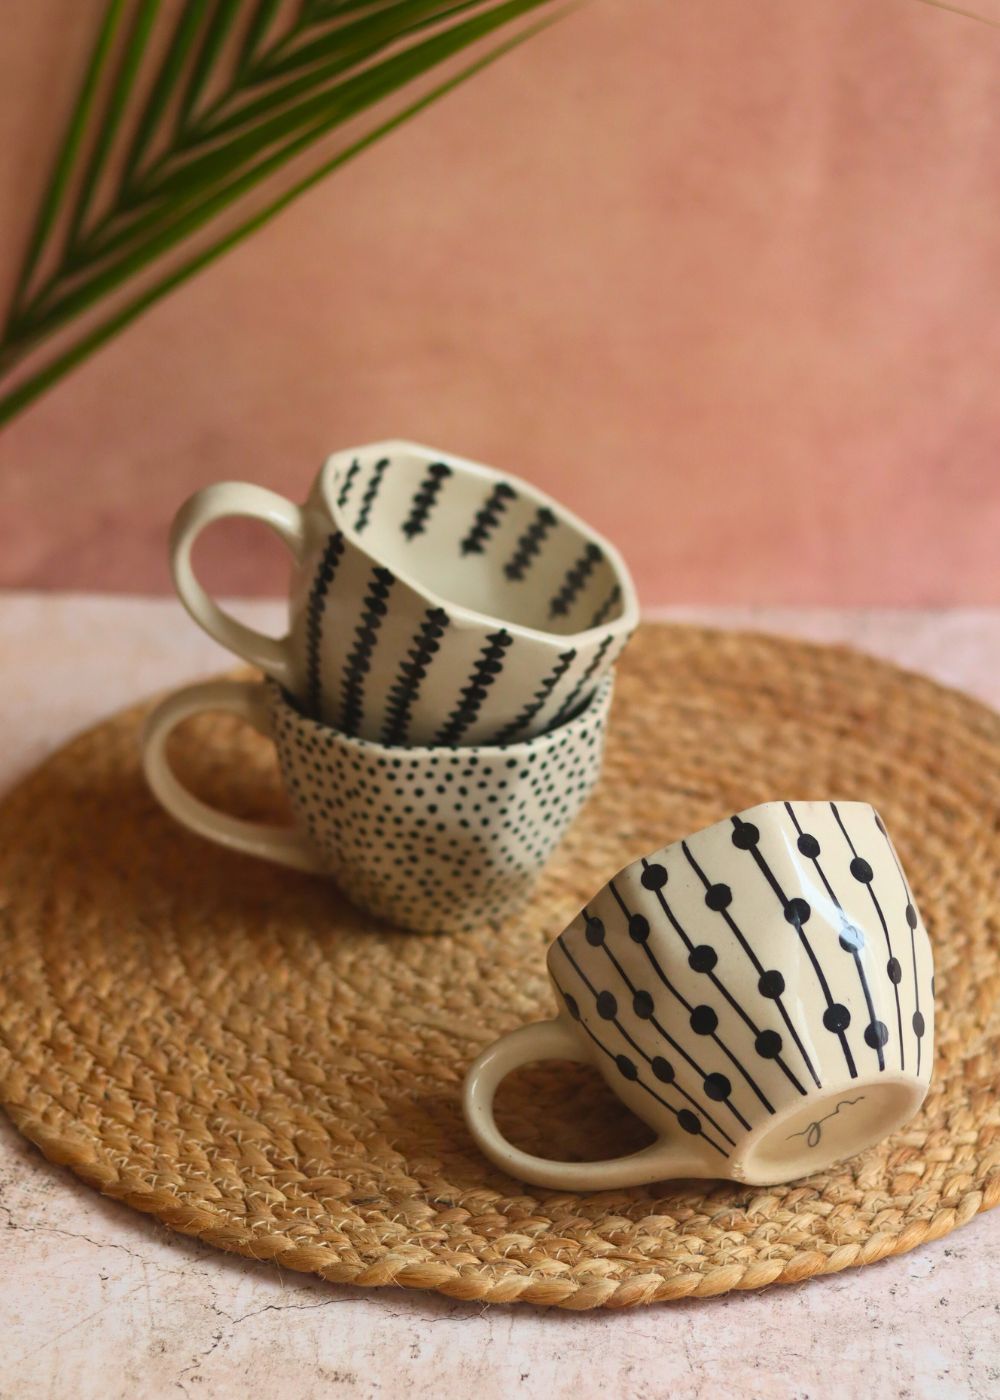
left=1, top=624, right=998, bottom=1309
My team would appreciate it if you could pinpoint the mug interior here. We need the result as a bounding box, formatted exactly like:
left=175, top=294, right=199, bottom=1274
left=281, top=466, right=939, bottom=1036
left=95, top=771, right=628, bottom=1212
left=322, top=445, right=633, bottom=638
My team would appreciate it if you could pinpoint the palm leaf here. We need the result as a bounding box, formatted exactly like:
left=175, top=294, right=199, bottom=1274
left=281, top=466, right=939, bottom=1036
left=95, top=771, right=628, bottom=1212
left=0, top=0, right=567, bottom=423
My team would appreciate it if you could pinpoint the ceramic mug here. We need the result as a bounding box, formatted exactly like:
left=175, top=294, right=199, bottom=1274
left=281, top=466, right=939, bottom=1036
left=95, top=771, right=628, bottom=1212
left=142, top=675, right=613, bottom=934
left=464, top=801, right=934, bottom=1187
left=170, top=441, right=638, bottom=746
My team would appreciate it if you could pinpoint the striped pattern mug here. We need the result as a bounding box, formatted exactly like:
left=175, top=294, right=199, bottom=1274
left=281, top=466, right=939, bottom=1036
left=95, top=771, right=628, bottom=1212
left=170, top=441, right=638, bottom=746
left=464, top=801, right=934, bottom=1188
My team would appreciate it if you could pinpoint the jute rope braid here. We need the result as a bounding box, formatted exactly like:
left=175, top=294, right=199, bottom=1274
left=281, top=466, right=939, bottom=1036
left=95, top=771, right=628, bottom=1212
left=0, top=623, right=997, bottom=1309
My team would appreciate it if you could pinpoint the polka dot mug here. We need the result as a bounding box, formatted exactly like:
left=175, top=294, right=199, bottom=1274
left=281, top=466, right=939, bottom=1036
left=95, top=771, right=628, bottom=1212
left=142, top=676, right=613, bottom=934
left=464, top=801, right=934, bottom=1188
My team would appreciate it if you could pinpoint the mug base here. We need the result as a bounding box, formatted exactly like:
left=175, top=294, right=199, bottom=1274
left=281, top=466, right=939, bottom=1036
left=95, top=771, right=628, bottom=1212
left=731, top=1075, right=928, bottom=1185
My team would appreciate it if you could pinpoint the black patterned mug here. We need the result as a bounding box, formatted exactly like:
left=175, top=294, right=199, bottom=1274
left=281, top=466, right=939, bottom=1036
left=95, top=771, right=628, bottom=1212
left=142, top=676, right=613, bottom=934
left=464, top=801, right=934, bottom=1187
left=170, top=441, right=638, bottom=745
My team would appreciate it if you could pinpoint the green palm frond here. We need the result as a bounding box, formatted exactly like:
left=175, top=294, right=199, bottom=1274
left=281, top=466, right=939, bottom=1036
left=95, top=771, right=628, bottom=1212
left=910, top=0, right=1000, bottom=24
left=0, top=0, right=567, bottom=424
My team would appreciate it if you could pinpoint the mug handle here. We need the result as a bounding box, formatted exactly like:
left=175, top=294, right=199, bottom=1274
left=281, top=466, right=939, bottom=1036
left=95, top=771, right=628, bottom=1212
left=463, top=1018, right=708, bottom=1191
left=141, top=679, right=325, bottom=873
left=170, top=482, right=308, bottom=687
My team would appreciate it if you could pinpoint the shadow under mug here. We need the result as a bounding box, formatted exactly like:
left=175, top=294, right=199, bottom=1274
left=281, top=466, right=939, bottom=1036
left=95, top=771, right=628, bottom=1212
left=464, top=800, right=934, bottom=1188
left=170, top=440, right=638, bottom=746
left=141, top=675, right=614, bottom=934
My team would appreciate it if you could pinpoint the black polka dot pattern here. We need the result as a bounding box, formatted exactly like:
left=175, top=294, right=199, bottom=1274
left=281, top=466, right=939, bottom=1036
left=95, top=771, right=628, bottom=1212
left=267, top=675, right=612, bottom=933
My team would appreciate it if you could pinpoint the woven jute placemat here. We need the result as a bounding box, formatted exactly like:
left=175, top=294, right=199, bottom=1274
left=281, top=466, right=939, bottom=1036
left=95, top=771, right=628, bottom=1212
left=1, top=624, right=998, bottom=1309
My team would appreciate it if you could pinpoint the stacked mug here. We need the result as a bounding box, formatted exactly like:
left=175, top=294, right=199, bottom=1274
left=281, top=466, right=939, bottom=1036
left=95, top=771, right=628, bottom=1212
left=143, top=440, right=639, bottom=932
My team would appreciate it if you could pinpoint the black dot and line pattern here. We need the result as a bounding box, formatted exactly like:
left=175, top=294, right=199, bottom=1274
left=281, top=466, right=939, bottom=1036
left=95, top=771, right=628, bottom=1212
left=268, top=679, right=611, bottom=933
left=729, top=815, right=857, bottom=1081
left=548, top=802, right=932, bottom=1150
left=876, top=811, right=928, bottom=1075
left=301, top=451, right=635, bottom=743
left=556, top=939, right=731, bottom=1159
left=830, top=802, right=906, bottom=1068
left=783, top=803, right=886, bottom=1073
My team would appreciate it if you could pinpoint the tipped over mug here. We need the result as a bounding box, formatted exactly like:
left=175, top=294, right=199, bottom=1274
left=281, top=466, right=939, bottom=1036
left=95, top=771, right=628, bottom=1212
left=142, top=675, right=613, bottom=934
left=170, top=441, right=638, bottom=746
left=464, top=801, right=934, bottom=1188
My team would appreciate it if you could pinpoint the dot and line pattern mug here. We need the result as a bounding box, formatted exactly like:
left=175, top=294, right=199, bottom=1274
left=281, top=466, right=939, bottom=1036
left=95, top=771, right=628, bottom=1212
left=142, top=676, right=613, bottom=934
left=170, top=441, right=638, bottom=746
left=464, top=801, right=934, bottom=1188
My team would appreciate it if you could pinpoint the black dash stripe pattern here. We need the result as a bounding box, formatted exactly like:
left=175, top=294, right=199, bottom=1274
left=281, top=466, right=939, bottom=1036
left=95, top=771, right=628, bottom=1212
left=402, top=461, right=452, bottom=539
left=380, top=606, right=451, bottom=745
left=730, top=816, right=858, bottom=1080
left=589, top=584, right=622, bottom=629
left=434, top=629, right=513, bottom=746
left=631, top=863, right=777, bottom=1113
left=597, top=893, right=751, bottom=1134
left=549, top=543, right=604, bottom=618
left=784, top=802, right=885, bottom=1072
left=555, top=939, right=729, bottom=1158
left=336, top=457, right=361, bottom=509
left=491, top=649, right=577, bottom=746
left=547, top=635, right=615, bottom=730
left=304, top=532, right=346, bottom=718
left=504, top=506, right=556, bottom=581
left=353, top=457, right=390, bottom=533
left=680, top=844, right=820, bottom=1092
left=460, top=481, right=517, bottom=554
left=875, top=812, right=927, bottom=1074
left=339, top=566, right=395, bottom=737
left=831, top=802, right=905, bottom=1071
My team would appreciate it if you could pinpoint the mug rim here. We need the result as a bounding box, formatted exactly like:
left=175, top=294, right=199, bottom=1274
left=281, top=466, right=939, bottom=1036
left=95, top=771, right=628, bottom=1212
left=315, top=439, right=641, bottom=649
left=266, top=671, right=615, bottom=759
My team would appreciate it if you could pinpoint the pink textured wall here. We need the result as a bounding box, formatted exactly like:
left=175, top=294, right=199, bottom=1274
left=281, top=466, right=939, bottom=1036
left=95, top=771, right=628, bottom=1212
left=1, top=0, right=998, bottom=604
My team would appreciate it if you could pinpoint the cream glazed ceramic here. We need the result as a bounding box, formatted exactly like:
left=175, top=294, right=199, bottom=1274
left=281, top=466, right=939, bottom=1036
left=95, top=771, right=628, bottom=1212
left=169, top=441, right=638, bottom=746
left=464, top=801, right=934, bottom=1188
left=142, top=676, right=613, bottom=934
